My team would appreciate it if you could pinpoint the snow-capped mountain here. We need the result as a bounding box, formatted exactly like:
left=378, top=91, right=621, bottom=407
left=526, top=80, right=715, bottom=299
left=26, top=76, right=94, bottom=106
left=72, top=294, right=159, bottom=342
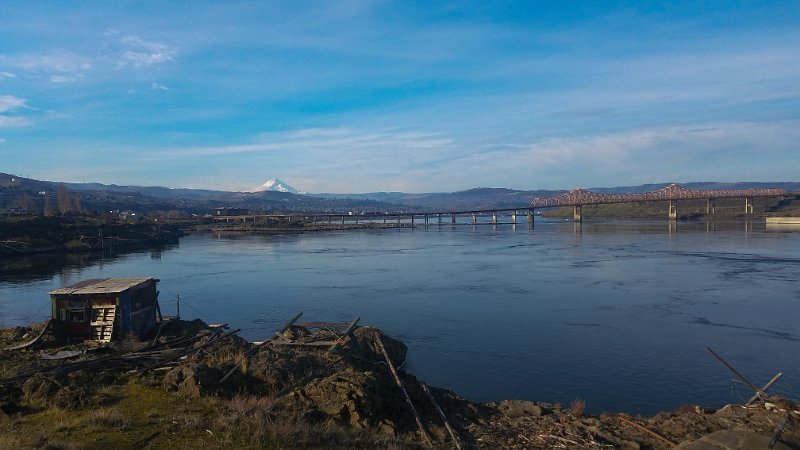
left=250, top=178, right=300, bottom=194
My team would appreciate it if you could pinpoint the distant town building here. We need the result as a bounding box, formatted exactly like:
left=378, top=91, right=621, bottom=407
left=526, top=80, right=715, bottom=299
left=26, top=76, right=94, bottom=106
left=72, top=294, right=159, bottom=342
left=0, top=207, right=32, bottom=216
left=212, top=207, right=249, bottom=216
left=118, top=211, right=142, bottom=220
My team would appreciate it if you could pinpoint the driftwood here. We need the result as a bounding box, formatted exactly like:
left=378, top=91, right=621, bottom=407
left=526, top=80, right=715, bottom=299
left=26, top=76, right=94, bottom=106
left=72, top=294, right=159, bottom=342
left=421, top=381, right=462, bottom=449
left=0, top=327, right=234, bottom=386
left=373, top=331, right=433, bottom=447
left=618, top=416, right=676, bottom=447
left=3, top=320, right=52, bottom=351
left=769, top=411, right=793, bottom=449
left=745, top=372, right=783, bottom=406
left=219, top=312, right=303, bottom=383
left=134, top=327, right=240, bottom=375
left=328, top=317, right=360, bottom=353
left=707, top=347, right=781, bottom=406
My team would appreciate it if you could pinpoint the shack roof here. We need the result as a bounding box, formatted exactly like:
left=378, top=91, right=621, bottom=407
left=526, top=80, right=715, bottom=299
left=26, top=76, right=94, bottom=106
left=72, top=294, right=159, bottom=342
left=49, top=277, right=157, bottom=296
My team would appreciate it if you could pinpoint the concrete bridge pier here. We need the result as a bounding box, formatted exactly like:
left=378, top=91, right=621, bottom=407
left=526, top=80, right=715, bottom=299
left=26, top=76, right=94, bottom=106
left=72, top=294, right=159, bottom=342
left=512, top=211, right=517, bottom=224
left=706, top=198, right=716, bottom=215
left=341, top=216, right=345, bottom=224
left=492, top=213, right=497, bottom=224
left=424, top=215, right=429, bottom=226
left=745, top=197, right=753, bottom=214
left=411, top=215, right=415, bottom=226
left=528, top=210, right=534, bottom=223
left=668, top=201, right=677, bottom=220
left=472, top=214, right=477, bottom=224
left=437, top=214, right=442, bottom=225
left=573, top=205, right=583, bottom=223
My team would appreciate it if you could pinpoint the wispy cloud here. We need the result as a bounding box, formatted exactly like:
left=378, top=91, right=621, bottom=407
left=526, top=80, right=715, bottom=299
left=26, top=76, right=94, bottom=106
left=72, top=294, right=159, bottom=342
left=0, top=95, right=30, bottom=127
left=0, top=32, right=175, bottom=85
left=0, top=95, right=25, bottom=113
left=118, top=34, right=176, bottom=67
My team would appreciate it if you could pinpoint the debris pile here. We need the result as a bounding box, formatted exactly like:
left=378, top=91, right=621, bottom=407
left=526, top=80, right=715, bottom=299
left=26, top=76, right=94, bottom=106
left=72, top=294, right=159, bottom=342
left=1, top=317, right=798, bottom=449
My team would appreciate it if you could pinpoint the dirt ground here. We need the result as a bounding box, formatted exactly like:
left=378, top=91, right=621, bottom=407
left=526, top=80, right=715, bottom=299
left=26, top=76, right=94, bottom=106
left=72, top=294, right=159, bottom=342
left=1, top=320, right=798, bottom=449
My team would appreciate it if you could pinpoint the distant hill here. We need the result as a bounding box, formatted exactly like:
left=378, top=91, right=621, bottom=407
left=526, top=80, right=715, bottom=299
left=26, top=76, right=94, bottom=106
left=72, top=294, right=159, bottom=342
left=2, top=172, right=798, bottom=217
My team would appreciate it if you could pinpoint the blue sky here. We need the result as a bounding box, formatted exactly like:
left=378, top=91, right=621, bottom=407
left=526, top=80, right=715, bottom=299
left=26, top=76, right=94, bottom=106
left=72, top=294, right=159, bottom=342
left=1, top=1, right=798, bottom=193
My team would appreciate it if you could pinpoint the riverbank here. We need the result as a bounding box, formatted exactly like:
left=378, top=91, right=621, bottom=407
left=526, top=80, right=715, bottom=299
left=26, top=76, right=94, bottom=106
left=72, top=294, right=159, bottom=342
left=0, top=216, right=185, bottom=257
left=1, top=320, right=797, bottom=449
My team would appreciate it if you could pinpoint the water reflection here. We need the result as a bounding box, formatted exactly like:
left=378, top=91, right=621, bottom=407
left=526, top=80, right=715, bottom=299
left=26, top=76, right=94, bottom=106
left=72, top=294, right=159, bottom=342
left=0, top=242, right=179, bottom=283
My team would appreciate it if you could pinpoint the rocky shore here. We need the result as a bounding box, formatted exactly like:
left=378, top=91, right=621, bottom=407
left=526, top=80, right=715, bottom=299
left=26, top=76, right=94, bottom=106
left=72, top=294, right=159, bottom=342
left=1, top=320, right=797, bottom=449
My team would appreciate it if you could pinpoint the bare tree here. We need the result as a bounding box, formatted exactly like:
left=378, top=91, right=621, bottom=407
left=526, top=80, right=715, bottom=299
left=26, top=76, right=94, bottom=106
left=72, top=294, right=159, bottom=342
left=14, top=193, right=37, bottom=213
left=56, top=184, right=69, bottom=214
left=43, top=193, right=53, bottom=216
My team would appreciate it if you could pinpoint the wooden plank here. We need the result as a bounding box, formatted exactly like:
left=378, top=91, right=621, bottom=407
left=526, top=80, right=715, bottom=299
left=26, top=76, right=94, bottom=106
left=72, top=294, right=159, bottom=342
left=268, top=340, right=339, bottom=347
left=295, top=322, right=353, bottom=328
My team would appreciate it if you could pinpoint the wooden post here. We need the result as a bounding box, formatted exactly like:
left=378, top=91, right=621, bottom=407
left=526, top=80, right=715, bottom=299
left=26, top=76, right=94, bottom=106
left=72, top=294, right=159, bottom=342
left=421, top=382, right=462, bottom=449
left=745, top=372, right=783, bottom=406
left=706, top=347, right=766, bottom=403
left=328, top=317, right=360, bottom=353
left=374, top=332, right=432, bottom=446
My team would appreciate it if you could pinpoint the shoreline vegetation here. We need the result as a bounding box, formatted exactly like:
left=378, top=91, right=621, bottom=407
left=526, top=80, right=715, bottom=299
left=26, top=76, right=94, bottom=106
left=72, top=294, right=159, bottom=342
left=0, top=216, right=185, bottom=257
left=1, top=319, right=798, bottom=449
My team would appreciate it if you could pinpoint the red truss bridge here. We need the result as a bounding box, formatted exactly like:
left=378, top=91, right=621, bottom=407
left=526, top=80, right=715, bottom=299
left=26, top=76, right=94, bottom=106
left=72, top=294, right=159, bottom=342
left=531, top=183, right=787, bottom=221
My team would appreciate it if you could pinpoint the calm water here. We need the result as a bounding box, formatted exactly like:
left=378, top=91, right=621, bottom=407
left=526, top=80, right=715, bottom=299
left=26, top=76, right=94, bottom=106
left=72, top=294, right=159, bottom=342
left=2, top=219, right=799, bottom=415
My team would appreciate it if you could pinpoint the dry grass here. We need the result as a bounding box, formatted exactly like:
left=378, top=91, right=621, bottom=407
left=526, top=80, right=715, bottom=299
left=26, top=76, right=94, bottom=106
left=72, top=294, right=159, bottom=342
left=570, top=398, right=586, bottom=416
left=86, top=407, right=132, bottom=430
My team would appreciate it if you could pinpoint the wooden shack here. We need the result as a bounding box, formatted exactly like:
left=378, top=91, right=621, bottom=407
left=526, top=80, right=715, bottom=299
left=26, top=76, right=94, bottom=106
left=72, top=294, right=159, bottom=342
left=49, top=277, right=160, bottom=342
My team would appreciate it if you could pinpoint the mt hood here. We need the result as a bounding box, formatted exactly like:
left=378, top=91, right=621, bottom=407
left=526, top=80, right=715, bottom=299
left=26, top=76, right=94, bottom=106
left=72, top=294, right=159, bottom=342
left=250, top=178, right=300, bottom=194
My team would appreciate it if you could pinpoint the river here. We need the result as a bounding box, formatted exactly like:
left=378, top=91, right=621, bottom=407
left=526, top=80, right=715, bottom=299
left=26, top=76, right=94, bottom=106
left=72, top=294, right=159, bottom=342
left=2, top=218, right=799, bottom=415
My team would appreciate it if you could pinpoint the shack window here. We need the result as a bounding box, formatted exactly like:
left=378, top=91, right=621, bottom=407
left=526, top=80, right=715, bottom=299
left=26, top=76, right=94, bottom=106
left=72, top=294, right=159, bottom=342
left=59, top=306, right=87, bottom=322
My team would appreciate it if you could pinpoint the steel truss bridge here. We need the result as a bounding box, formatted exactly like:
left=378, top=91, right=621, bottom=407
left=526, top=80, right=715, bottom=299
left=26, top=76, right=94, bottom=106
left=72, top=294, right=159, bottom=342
left=531, top=183, right=787, bottom=221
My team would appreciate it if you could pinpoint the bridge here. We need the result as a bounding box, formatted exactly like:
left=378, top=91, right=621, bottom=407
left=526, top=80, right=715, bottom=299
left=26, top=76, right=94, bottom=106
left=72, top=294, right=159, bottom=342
left=530, top=184, right=787, bottom=222
left=213, top=184, right=791, bottom=226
